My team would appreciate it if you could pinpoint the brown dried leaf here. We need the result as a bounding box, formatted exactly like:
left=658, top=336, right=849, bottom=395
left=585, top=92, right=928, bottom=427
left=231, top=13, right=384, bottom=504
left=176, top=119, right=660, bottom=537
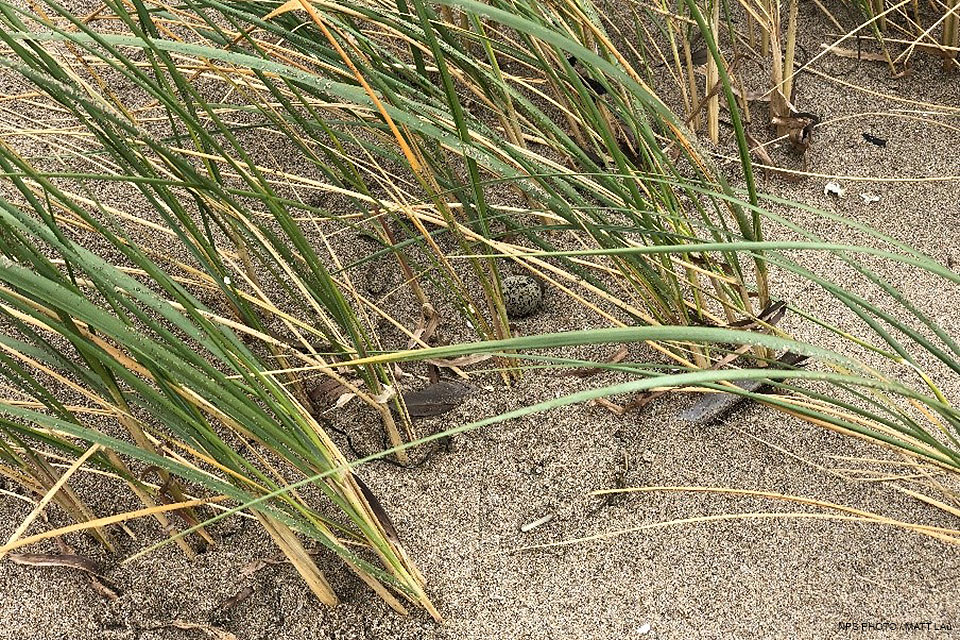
left=424, top=354, right=492, bottom=369
left=153, top=621, right=239, bottom=640
left=745, top=132, right=803, bottom=183
left=745, top=131, right=778, bottom=168
left=562, top=346, right=629, bottom=378
left=239, top=557, right=286, bottom=577
left=307, top=378, right=349, bottom=413
left=407, top=303, right=439, bottom=348
left=819, top=43, right=888, bottom=62
left=592, top=397, right=626, bottom=415
left=9, top=552, right=101, bottom=575
left=214, top=585, right=253, bottom=613
left=90, top=574, right=121, bottom=601
left=10, top=552, right=120, bottom=601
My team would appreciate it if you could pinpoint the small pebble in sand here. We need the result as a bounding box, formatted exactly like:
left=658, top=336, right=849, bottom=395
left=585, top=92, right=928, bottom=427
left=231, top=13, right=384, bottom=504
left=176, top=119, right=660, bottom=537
left=860, top=192, right=880, bottom=204
left=501, top=275, right=543, bottom=318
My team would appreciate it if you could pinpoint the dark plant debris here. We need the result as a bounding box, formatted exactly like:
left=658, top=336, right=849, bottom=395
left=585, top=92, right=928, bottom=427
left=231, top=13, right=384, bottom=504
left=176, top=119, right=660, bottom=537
left=353, top=474, right=401, bottom=544
left=9, top=552, right=121, bottom=600
left=566, top=56, right=608, bottom=96
left=678, top=351, right=810, bottom=424
left=862, top=132, right=887, bottom=147
left=562, top=345, right=630, bottom=378
left=401, top=380, right=475, bottom=417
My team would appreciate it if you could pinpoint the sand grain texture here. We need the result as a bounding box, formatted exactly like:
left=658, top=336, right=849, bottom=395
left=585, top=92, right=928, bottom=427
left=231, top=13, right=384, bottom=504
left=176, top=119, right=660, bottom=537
left=1, top=6, right=959, bottom=640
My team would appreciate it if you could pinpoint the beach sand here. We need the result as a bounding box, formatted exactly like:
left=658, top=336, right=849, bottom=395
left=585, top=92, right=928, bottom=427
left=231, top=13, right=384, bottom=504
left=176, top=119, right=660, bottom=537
left=0, top=4, right=959, bottom=639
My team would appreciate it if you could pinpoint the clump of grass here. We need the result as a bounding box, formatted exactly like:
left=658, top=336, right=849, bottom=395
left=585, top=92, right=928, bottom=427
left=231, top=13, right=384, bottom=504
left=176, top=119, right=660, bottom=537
left=0, top=0, right=956, bottom=621
left=0, top=0, right=769, bottom=614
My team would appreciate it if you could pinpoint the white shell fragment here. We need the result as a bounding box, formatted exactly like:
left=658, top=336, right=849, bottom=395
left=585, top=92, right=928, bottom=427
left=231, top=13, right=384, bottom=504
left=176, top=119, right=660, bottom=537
left=334, top=392, right=356, bottom=409
left=637, top=623, right=652, bottom=635
left=372, top=386, right=395, bottom=403
left=520, top=513, right=555, bottom=532
left=860, top=192, right=880, bottom=204
left=823, top=182, right=845, bottom=198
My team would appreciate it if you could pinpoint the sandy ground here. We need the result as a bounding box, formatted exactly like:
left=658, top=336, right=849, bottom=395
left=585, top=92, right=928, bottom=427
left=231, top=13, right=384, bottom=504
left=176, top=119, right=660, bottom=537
left=1, top=3, right=960, bottom=640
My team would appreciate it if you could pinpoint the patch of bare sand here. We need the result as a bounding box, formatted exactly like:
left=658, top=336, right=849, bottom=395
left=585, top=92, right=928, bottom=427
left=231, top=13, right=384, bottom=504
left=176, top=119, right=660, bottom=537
left=2, top=9, right=960, bottom=640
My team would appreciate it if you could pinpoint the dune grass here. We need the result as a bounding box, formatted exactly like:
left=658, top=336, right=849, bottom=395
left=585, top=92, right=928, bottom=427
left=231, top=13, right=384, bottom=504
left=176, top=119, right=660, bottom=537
left=0, top=0, right=956, bottom=618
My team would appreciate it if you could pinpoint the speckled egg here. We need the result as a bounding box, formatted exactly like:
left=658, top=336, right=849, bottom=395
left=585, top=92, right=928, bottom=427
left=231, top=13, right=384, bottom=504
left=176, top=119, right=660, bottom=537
left=501, top=275, right=543, bottom=318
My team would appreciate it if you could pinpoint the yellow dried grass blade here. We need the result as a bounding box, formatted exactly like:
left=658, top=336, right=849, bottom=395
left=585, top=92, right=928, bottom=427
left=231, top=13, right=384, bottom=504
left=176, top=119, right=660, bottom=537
left=0, top=496, right=226, bottom=555
left=256, top=513, right=339, bottom=607
left=1, top=443, right=104, bottom=560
